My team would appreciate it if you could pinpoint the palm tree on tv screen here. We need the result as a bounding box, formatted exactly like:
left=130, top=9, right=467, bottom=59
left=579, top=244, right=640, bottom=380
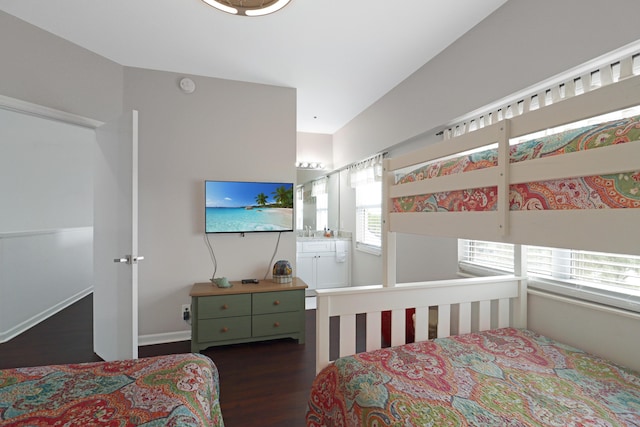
left=272, top=186, right=293, bottom=208
left=255, top=193, right=268, bottom=207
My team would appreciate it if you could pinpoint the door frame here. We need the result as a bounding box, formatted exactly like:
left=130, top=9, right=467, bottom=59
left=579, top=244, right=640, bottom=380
left=93, top=110, right=140, bottom=361
left=0, top=94, right=103, bottom=129
left=0, top=95, right=140, bottom=357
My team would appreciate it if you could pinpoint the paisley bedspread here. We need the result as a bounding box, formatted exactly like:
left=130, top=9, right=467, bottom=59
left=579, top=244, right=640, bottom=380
left=392, top=115, right=640, bottom=212
left=306, top=328, right=640, bottom=426
left=0, top=353, right=224, bottom=426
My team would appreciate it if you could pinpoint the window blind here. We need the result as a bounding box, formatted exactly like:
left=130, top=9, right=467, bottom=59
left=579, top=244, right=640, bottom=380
left=528, top=246, right=640, bottom=293
left=460, top=240, right=640, bottom=310
left=355, top=182, right=381, bottom=249
left=459, top=240, right=514, bottom=273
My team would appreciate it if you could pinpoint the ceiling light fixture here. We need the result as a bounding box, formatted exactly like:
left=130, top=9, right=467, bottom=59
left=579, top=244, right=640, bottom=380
left=296, top=161, right=325, bottom=170
left=201, top=0, right=291, bottom=16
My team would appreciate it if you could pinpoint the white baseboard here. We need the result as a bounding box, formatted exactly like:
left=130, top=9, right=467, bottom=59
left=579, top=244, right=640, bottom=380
left=138, top=330, right=191, bottom=346
left=0, top=287, right=93, bottom=344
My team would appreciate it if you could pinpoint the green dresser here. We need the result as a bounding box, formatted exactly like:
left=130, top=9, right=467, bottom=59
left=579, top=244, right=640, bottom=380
left=190, top=278, right=307, bottom=352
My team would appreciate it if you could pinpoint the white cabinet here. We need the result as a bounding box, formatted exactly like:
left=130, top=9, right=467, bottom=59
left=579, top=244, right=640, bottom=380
left=296, top=239, right=350, bottom=292
left=296, top=253, right=316, bottom=290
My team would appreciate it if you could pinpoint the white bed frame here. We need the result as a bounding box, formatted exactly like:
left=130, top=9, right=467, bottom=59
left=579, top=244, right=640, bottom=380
left=315, top=73, right=640, bottom=373
left=315, top=275, right=526, bottom=373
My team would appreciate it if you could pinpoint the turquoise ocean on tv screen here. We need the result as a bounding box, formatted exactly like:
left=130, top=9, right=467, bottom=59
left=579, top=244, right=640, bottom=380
left=205, top=207, right=293, bottom=232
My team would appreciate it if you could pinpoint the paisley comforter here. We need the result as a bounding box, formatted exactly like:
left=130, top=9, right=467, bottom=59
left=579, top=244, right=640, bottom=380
left=306, top=328, right=640, bottom=426
left=392, top=115, right=640, bottom=212
left=0, top=353, right=224, bottom=426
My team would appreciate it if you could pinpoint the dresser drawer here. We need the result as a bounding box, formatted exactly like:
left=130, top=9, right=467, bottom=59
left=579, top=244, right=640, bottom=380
left=197, top=294, right=251, bottom=319
left=190, top=281, right=307, bottom=351
left=198, top=316, right=251, bottom=342
left=252, top=290, right=303, bottom=315
left=252, top=311, right=301, bottom=337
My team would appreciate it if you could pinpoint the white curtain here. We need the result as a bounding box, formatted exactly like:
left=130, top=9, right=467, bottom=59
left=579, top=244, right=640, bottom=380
left=348, top=153, right=383, bottom=188
left=311, top=177, right=327, bottom=197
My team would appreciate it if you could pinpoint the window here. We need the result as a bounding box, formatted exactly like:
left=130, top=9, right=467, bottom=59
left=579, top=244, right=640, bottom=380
left=528, top=247, right=640, bottom=294
left=311, top=177, right=327, bottom=231
left=355, top=182, right=382, bottom=251
left=295, top=186, right=303, bottom=230
left=459, top=240, right=514, bottom=273
left=459, top=239, right=640, bottom=311
left=349, top=153, right=383, bottom=254
left=315, top=192, right=328, bottom=231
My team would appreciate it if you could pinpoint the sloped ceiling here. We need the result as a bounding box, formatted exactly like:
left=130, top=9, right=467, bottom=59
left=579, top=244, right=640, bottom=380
left=0, top=0, right=507, bottom=133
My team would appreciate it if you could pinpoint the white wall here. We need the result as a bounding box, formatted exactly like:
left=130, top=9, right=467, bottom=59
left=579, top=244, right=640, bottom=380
left=123, top=67, right=297, bottom=341
left=0, top=109, right=95, bottom=231
left=529, top=293, right=640, bottom=372
left=297, top=132, right=333, bottom=172
left=0, top=229, right=93, bottom=342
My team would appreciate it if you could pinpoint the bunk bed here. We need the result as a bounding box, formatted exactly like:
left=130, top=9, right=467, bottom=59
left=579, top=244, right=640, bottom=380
left=0, top=353, right=224, bottom=426
left=307, top=72, right=640, bottom=426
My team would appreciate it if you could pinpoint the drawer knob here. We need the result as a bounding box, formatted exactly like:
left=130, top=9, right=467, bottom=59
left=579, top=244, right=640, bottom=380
left=274, top=322, right=280, bottom=327
left=273, top=300, right=280, bottom=305
left=222, top=304, right=229, bottom=310
left=221, top=327, right=229, bottom=333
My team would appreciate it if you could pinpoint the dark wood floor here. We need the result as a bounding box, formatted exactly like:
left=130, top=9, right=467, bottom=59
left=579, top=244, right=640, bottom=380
left=0, top=295, right=318, bottom=427
left=0, top=294, right=102, bottom=368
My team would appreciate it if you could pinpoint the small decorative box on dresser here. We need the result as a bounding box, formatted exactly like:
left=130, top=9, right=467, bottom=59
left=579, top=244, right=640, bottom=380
left=189, top=278, right=308, bottom=352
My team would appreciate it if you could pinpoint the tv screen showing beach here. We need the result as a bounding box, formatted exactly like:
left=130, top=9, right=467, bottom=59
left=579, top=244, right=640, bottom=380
left=205, top=180, right=294, bottom=233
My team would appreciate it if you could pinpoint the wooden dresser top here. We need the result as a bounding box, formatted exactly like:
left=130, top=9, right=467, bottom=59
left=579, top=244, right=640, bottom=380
left=190, top=277, right=308, bottom=297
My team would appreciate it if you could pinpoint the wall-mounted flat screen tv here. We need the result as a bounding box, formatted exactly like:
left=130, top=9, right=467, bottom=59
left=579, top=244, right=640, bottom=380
left=205, top=180, right=294, bottom=233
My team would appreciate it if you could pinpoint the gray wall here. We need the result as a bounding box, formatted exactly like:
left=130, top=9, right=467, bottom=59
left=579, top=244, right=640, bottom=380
left=123, top=67, right=296, bottom=339
left=0, top=11, right=122, bottom=342
left=1, top=11, right=296, bottom=343
left=333, top=0, right=640, bottom=169
left=0, top=11, right=123, bottom=122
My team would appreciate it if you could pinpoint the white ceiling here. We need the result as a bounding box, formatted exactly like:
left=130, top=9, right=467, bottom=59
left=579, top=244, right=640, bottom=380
left=0, top=0, right=507, bottom=134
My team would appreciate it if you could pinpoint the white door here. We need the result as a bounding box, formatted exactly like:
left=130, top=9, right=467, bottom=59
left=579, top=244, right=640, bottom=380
left=93, top=110, right=140, bottom=361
